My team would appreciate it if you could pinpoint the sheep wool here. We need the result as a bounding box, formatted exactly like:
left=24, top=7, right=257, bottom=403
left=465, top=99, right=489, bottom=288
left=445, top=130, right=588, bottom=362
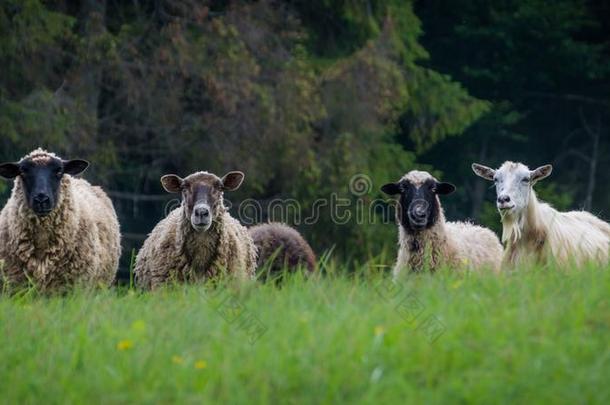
left=134, top=181, right=256, bottom=289
left=249, top=222, right=316, bottom=279
left=0, top=149, right=121, bottom=290
left=392, top=171, right=502, bottom=277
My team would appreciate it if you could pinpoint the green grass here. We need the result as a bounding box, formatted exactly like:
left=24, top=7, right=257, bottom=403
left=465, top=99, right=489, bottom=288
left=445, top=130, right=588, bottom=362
left=1, top=263, right=610, bottom=404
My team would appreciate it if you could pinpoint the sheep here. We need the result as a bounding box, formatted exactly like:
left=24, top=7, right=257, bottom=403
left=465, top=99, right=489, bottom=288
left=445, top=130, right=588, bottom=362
left=0, top=148, right=121, bottom=291
left=472, top=161, right=610, bottom=268
left=381, top=170, right=502, bottom=276
left=249, top=222, right=316, bottom=281
left=134, top=171, right=257, bottom=289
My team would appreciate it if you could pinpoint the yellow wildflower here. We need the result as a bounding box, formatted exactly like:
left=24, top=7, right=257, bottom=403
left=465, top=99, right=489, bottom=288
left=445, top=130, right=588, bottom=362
left=194, top=360, right=207, bottom=370
left=116, top=339, right=134, bottom=351
left=172, top=355, right=185, bottom=365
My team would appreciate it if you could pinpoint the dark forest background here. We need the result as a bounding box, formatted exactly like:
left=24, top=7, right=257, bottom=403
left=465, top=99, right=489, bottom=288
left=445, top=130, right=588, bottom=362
left=1, top=0, right=609, bottom=271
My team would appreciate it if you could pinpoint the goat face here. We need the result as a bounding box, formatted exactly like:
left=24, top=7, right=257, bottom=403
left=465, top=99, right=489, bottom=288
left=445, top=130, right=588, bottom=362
left=161, top=171, right=244, bottom=232
left=382, top=171, right=455, bottom=232
left=472, top=162, right=552, bottom=218
left=0, top=153, right=88, bottom=217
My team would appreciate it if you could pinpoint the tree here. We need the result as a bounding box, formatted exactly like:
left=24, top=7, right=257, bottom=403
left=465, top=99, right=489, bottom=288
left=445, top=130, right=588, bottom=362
left=415, top=0, right=610, bottom=224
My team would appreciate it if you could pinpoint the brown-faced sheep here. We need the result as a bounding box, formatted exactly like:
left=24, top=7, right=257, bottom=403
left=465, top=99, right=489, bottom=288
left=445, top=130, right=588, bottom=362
left=249, top=222, right=316, bottom=280
left=382, top=170, right=502, bottom=276
left=473, top=161, right=610, bottom=268
left=134, top=171, right=256, bottom=289
left=0, top=148, right=121, bottom=291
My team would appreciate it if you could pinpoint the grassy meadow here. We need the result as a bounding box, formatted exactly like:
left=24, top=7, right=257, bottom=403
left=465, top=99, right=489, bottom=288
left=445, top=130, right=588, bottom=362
left=1, top=262, right=610, bottom=404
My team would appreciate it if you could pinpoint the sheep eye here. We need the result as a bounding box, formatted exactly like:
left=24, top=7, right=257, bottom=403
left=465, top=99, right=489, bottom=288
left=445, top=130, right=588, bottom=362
left=521, top=177, right=529, bottom=183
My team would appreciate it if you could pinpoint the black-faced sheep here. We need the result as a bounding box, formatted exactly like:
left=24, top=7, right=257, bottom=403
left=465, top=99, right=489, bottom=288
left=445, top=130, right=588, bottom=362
left=0, top=148, right=121, bottom=291
left=249, top=222, right=316, bottom=281
left=382, top=170, right=502, bottom=276
left=134, top=171, right=256, bottom=289
left=472, top=161, right=610, bottom=267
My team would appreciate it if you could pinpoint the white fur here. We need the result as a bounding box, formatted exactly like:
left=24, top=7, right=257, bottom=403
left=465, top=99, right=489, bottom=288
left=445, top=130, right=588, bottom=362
left=474, top=161, right=610, bottom=267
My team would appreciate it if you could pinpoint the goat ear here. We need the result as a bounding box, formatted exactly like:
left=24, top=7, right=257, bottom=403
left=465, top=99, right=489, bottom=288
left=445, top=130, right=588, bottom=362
left=530, top=164, right=552, bottom=183
left=161, top=174, right=183, bottom=193
left=472, top=163, right=495, bottom=181
left=63, top=159, right=89, bottom=176
left=221, top=171, right=244, bottom=191
left=381, top=182, right=401, bottom=195
left=435, top=182, right=456, bottom=195
left=0, top=163, right=20, bottom=179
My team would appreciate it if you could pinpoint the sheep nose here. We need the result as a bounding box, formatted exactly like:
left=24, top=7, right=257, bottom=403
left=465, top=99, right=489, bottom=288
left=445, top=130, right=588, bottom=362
left=413, top=207, right=426, bottom=218
left=497, top=195, right=511, bottom=204
left=34, top=194, right=50, bottom=205
left=194, top=206, right=210, bottom=219
left=409, top=201, right=428, bottom=221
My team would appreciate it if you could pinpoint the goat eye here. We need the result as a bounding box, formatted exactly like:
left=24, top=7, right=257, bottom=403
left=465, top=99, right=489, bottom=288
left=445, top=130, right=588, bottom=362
left=521, top=177, right=529, bottom=183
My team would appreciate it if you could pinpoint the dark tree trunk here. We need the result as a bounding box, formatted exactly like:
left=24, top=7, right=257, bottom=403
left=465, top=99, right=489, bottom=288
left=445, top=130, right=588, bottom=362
left=581, top=109, right=600, bottom=211
left=470, top=134, right=489, bottom=219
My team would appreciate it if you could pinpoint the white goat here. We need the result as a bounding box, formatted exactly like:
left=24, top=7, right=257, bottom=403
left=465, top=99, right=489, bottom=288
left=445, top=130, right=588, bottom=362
left=472, top=161, right=610, bottom=268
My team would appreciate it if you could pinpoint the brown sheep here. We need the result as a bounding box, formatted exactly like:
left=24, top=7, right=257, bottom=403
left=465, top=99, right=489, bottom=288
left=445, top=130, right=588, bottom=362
left=134, top=171, right=256, bottom=289
left=249, top=222, right=316, bottom=281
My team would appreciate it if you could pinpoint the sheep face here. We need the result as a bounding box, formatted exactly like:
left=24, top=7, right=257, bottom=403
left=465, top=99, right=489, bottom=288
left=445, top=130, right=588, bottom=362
left=472, top=161, right=552, bottom=218
left=0, top=152, right=89, bottom=217
left=382, top=171, right=455, bottom=231
left=161, top=171, right=244, bottom=232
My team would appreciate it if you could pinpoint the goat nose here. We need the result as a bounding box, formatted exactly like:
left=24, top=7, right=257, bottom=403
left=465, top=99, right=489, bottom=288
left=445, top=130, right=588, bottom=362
left=497, top=195, right=511, bottom=204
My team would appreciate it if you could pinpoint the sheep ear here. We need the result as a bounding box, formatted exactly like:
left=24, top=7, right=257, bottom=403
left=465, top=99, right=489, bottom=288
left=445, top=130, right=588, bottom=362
left=436, top=182, right=456, bottom=195
left=530, top=164, right=552, bottom=183
left=0, top=163, right=20, bottom=179
left=381, top=183, right=401, bottom=195
left=471, top=163, right=496, bottom=181
left=161, top=175, right=183, bottom=193
left=221, top=171, right=244, bottom=191
left=63, top=159, right=89, bottom=176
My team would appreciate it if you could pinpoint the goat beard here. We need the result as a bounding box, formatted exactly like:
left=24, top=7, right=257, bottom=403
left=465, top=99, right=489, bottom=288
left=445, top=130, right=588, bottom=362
left=501, top=211, right=525, bottom=245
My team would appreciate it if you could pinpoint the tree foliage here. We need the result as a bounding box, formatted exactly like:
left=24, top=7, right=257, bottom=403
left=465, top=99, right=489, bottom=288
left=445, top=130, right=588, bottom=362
left=0, top=0, right=607, bottom=264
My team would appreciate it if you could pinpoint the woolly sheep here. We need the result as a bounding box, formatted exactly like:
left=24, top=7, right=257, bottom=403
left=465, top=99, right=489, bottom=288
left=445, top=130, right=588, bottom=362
left=134, top=171, right=256, bottom=289
left=382, top=170, right=502, bottom=276
left=249, top=222, right=316, bottom=280
left=0, top=148, right=121, bottom=291
left=472, top=161, right=610, bottom=267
